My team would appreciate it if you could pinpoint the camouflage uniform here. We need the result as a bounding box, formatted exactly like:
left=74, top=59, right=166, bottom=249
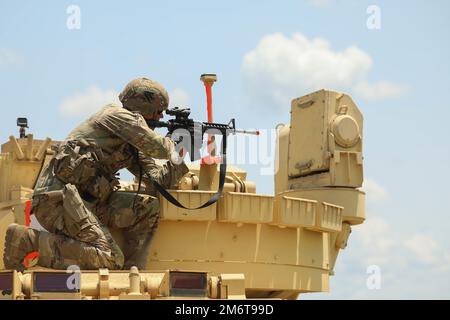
left=31, top=104, right=188, bottom=270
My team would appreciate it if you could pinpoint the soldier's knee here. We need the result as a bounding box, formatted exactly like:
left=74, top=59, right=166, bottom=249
left=134, top=194, right=160, bottom=218
left=37, top=232, right=124, bottom=270
left=84, top=247, right=124, bottom=270
left=141, top=196, right=160, bottom=228
left=136, top=194, right=159, bottom=209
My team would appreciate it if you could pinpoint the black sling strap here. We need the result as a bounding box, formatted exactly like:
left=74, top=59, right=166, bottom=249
left=136, top=136, right=227, bottom=210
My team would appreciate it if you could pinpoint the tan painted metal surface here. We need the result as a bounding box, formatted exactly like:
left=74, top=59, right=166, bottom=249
left=0, top=89, right=365, bottom=299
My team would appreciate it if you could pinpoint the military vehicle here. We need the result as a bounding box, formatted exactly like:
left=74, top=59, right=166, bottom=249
left=0, top=76, right=365, bottom=300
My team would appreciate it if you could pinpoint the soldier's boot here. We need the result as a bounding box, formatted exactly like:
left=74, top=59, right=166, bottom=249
left=3, top=223, right=40, bottom=270
left=32, top=183, right=124, bottom=270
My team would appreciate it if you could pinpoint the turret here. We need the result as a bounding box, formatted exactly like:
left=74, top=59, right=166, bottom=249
left=274, top=89, right=365, bottom=274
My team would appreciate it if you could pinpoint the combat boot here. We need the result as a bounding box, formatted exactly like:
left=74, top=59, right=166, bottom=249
left=3, top=223, right=39, bottom=270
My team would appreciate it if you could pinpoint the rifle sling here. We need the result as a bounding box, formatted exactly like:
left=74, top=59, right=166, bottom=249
left=145, top=155, right=226, bottom=210
left=140, top=135, right=227, bottom=210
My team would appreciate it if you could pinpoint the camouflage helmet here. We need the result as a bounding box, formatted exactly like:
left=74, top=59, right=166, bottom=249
left=119, top=77, right=169, bottom=116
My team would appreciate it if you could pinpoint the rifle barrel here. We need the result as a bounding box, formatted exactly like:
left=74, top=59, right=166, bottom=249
left=147, top=118, right=260, bottom=136
left=146, top=120, right=169, bottom=128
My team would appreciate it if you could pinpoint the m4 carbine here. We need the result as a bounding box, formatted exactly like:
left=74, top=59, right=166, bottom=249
left=145, top=107, right=259, bottom=210
left=147, top=107, right=258, bottom=161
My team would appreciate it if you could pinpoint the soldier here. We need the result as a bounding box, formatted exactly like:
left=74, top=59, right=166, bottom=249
left=3, top=77, right=189, bottom=270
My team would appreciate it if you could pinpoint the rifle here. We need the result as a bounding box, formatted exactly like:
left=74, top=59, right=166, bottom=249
left=144, top=107, right=259, bottom=210
left=147, top=107, right=258, bottom=161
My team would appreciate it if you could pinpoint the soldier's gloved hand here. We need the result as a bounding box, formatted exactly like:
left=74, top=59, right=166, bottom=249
left=164, top=137, right=184, bottom=165
left=171, top=143, right=188, bottom=165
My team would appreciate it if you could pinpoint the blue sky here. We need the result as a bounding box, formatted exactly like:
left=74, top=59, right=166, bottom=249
left=1, top=0, right=449, bottom=299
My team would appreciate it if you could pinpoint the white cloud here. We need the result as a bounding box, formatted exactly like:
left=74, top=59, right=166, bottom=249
left=59, top=86, right=190, bottom=118
left=303, top=213, right=450, bottom=299
left=241, top=32, right=408, bottom=108
left=353, top=81, right=409, bottom=101
left=0, top=48, right=20, bottom=66
left=357, top=216, right=394, bottom=254
left=404, top=234, right=441, bottom=265
left=303, top=176, right=448, bottom=299
left=169, top=88, right=190, bottom=107
left=59, top=86, right=120, bottom=118
left=362, top=178, right=389, bottom=203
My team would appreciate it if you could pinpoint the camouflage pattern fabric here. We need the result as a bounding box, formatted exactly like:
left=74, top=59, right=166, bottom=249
left=69, top=104, right=174, bottom=162
left=29, top=104, right=189, bottom=270
left=33, top=184, right=124, bottom=269
left=95, top=192, right=161, bottom=269
left=33, top=187, right=161, bottom=269
left=128, top=150, right=190, bottom=196
left=119, top=78, right=169, bottom=116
